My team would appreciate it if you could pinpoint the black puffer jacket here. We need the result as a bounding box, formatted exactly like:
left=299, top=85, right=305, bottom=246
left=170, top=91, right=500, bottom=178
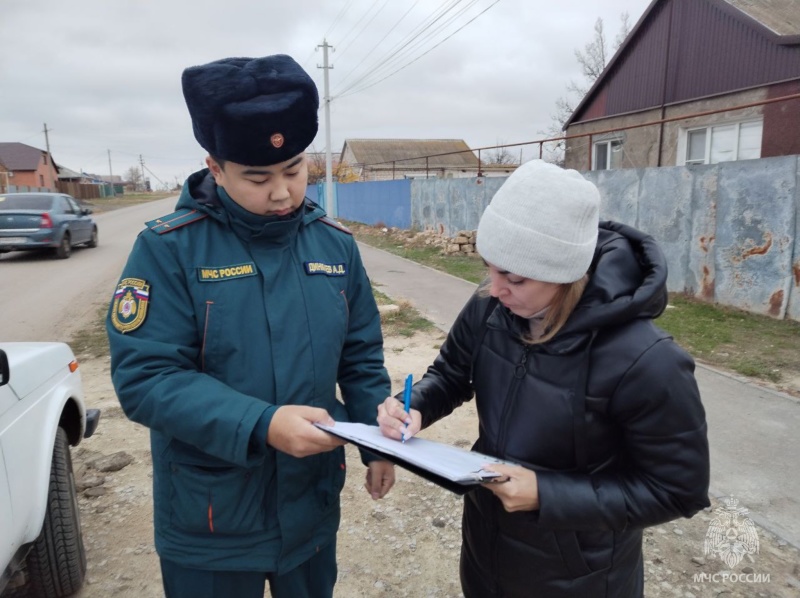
left=409, top=221, right=710, bottom=597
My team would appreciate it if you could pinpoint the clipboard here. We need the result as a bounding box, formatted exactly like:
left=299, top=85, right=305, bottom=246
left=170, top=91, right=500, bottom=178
left=316, top=422, right=513, bottom=495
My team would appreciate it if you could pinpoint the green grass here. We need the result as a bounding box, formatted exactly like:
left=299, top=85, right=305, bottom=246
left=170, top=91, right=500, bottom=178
left=659, top=294, right=800, bottom=383
left=373, top=286, right=436, bottom=337
left=71, top=306, right=110, bottom=359
left=343, top=220, right=488, bottom=284
left=85, top=192, right=175, bottom=213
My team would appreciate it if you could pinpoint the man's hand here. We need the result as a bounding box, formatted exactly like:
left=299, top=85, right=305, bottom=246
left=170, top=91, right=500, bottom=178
left=266, top=405, right=346, bottom=457
left=481, top=464, right=540, bottom=512
left=364, top=460, right=395, bottom=499
left=376, top=396, right=422, bottom=441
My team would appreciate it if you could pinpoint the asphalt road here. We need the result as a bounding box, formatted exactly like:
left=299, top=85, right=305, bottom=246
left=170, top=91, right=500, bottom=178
left=0, top=196, right=177, bottom=342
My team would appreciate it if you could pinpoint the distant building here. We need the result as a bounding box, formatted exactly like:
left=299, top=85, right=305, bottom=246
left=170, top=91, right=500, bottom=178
left=0, top=142, right=59, bottom=192
left=340, top=139, right=515, bottom=181
left=564, top=0, right=800, bottom=171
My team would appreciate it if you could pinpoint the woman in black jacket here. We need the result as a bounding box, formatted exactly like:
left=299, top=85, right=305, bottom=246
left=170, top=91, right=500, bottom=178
left=377, top=160, right=710, bottom=597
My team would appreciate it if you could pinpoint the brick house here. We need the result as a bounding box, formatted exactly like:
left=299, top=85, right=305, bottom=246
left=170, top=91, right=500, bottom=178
left=564, top=0, right=800, bottom=171
left=0, top=142, right=59, bottom=192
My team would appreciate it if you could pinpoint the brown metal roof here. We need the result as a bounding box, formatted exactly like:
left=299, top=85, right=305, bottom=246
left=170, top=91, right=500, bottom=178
left=342, top=139, right=479, bottom=168
left=566, top=0, right=800, bottom=127
left=0, top=142, right=50, bottom=171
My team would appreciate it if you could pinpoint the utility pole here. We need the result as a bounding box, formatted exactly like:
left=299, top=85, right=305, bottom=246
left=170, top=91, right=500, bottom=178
left=43, top=123, right=53, bottom=189
left=139, top=155, right=146, bottom=192
left=317, top=39, right=336, bottom=218
left=107, top=149, right=116, bottom=197
left=43, top=123, right=52, bottom=155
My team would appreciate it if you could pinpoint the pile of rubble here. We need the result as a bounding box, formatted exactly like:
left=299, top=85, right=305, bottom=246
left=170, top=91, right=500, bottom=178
left=405, top=228, right=478, bottom=255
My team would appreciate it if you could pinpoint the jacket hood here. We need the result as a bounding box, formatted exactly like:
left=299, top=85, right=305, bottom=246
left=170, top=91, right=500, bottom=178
left=176, top=168, right=326, bottom=226
left=564, top=220, right=668, bottom=334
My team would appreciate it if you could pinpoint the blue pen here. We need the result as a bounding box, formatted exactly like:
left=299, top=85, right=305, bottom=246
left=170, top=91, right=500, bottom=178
left=402, top=374, right=413, bottom=443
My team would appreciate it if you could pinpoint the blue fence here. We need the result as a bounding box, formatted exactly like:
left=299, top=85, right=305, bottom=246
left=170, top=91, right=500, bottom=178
left=310, top=179, right=411, bottom=229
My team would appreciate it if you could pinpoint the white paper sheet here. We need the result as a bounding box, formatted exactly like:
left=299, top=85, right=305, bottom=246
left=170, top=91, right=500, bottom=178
left=316, top=421, right=512, bottom=483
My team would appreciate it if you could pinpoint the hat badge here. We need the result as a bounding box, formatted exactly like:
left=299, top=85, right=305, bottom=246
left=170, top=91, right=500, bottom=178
left=270, top=133, right=285, bottom=148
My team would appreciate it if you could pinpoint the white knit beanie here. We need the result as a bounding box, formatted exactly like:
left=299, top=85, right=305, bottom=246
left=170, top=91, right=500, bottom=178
left=477, top=160, right=600, bottom=283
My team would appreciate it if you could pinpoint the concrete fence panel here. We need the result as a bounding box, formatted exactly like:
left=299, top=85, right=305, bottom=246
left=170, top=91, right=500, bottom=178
left=331, top=156, right=800, bottom=320
left=714, top=156, right=798, bottom=317
left=411, top=177, right=505, bottom=237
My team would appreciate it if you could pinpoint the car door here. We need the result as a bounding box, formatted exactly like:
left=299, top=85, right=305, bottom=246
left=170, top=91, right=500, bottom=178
left=1, top=350, right=17, bottom=567
left=63, top=196, right=90, bottom=244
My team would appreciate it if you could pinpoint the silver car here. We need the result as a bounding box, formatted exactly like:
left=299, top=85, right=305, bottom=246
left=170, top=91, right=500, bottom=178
left=0, top=193, right=98, bottom=259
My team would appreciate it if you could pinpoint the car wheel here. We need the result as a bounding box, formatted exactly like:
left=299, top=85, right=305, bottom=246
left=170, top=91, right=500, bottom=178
left=24, top=427, right=87, bottom=598
left=54, top=234, right=71, bottom=259
left=87, top=227, right=98, bottom=248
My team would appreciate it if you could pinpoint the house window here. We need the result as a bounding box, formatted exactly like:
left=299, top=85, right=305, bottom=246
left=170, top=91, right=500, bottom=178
left=681, top=120, right=762, bottom=166
left=593, top=139, right=623, bottom=170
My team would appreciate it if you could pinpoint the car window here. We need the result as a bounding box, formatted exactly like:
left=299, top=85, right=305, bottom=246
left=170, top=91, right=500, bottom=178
left=0, top=194, right=53, bottom=210
left=65, top=197, right=82, bottom=213
left=56, top=197, right=74, bottom=214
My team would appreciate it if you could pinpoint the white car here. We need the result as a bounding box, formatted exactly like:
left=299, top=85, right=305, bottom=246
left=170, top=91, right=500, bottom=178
left=0, top=343, right=100, bottom=597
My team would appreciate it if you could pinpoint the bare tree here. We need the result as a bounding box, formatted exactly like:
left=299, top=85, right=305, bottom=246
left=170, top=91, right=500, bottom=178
left=306, top=147, right=360, bottom=184
left=541, top=12, right=631, bottom=164
left=124, top=166, right=143, bottom=192
left=482, top=143, right=518, bottom=166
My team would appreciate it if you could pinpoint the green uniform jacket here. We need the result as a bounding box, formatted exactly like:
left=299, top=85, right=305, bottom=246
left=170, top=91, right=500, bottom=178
left=106, top=170, right=389, bottom=573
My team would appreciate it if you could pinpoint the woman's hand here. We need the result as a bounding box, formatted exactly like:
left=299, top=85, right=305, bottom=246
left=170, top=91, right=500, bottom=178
left=481, top=464, right=540, bottom=512
left=376, top=396, right=422, bottom=441
left=365, top=460, right=396, bottom=499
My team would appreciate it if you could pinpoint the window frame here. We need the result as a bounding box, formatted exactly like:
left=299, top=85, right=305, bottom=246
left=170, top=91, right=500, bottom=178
left=677, top=118, right=763, bottom=166
left=592, top=138, right=623, bottom=171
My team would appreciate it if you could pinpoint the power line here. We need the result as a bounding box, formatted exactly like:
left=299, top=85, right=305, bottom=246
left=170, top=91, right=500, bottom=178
left=334, top=0, right=463, bottom=95
left=143, top=163, right=167, bottom=189
left=335, top=0, right=421, bottom=89
left=336, top=0, right=392, bottom=61
left=338, top=0, right=500, bottom=99
left=360, top=0, right=481, bottom=82
left=335, top=0, right=385, bottom=57
left=325, top=0, right=358, bottom=40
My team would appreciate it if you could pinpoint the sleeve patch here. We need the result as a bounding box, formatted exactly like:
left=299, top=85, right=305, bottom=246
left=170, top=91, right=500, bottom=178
left=110, top=278, right=150, bottom=333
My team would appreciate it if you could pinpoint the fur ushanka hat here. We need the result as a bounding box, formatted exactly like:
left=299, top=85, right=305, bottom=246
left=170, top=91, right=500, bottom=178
left=182, top=54, right=319, bottom=166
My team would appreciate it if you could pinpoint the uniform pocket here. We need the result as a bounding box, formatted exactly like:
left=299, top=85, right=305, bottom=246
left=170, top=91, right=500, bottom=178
left=169, top=463, right=266, bottom=535
left=316, top=447, right=347, bottom=508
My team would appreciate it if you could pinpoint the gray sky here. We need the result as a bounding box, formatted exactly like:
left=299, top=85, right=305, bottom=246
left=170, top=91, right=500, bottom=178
left=0, top=0, right=653, bottom=189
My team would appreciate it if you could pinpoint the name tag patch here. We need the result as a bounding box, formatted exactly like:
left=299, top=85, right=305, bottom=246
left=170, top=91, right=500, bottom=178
left=197, top=262, right=258, bottom=282
left=304, top=262, right=347, bottom=276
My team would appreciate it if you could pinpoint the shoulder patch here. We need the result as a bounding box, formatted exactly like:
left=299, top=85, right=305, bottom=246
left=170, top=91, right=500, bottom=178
left=146, top=209, right=207, bottom=234
left=318, top=217, right=352, bottom=235
left=110, top=278, right=150, bottom=333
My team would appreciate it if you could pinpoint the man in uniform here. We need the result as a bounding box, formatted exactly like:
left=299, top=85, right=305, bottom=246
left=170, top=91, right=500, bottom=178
left=106, top=54, right=395, bottom=598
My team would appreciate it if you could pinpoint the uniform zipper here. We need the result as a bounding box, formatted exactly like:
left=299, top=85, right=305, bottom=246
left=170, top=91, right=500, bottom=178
left=201, top=301, right=213, bottom=372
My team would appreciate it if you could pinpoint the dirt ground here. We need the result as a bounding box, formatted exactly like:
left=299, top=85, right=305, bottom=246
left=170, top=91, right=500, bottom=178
left=69, top=328, right=800, bottom=598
